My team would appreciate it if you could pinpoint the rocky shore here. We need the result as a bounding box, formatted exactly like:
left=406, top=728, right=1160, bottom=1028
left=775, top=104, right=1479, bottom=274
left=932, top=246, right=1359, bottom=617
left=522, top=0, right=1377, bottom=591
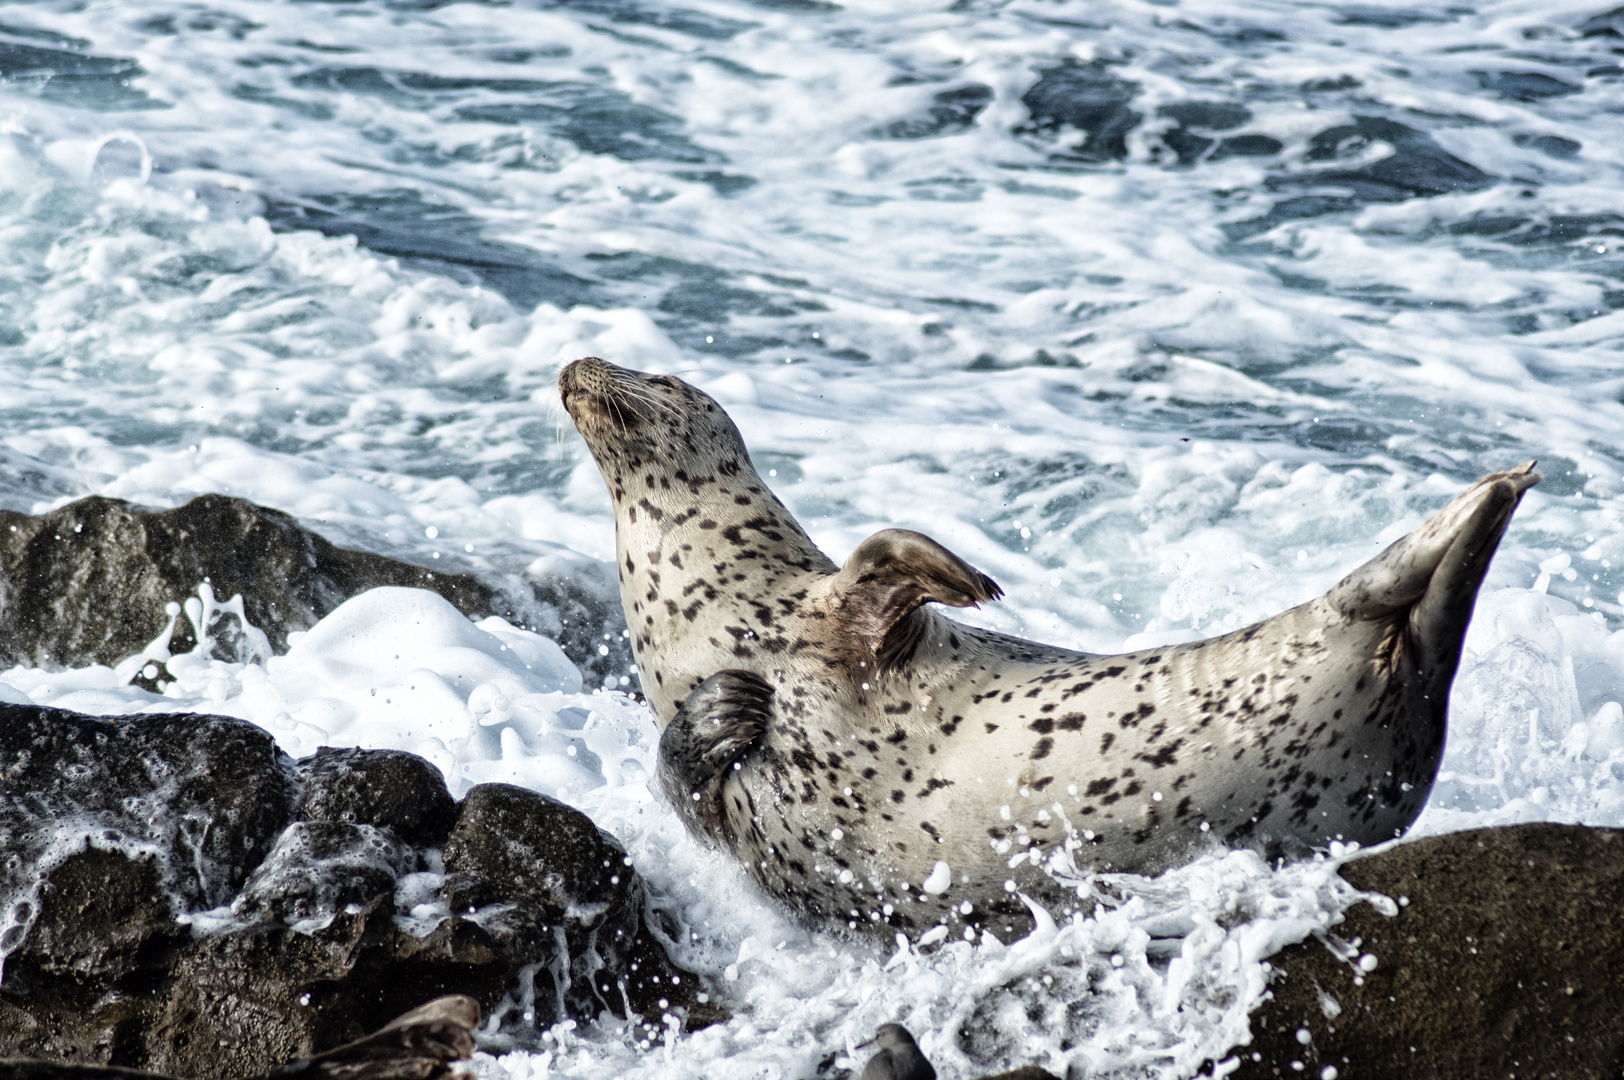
left=0, top=702, right=709, bottom=1078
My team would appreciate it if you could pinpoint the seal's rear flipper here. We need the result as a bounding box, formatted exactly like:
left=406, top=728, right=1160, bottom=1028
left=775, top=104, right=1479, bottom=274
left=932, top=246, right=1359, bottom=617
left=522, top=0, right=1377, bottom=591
left=1326, top=463, right=1538, bottom=694
left=831, top=529, right=1002, bottom=669
left=1328, top=463, right=1538, bottom=622
left=659, top=670, right=773, bottom=842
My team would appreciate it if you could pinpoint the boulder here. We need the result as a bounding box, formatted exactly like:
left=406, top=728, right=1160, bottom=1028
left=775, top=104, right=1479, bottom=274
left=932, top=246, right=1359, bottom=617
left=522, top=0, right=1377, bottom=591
left=0, top=994, right=479, bottom=1079
left=0, top=704, right=708, bottom=1078
left=0, top=493, right=631, bottom=685
left=1230, top=823, right=1624, bottom=1079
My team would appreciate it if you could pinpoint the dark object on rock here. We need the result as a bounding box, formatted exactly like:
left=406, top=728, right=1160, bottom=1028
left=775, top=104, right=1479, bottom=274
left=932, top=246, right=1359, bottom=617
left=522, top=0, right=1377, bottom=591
left=267, top=994, right=476, bottom=1078
left=1017, top=59, right=1141, bottom=162
left=0, top=704, right=707, bottom=1078
left=1229, top=823, right=1624, bottom=1079
left=859, top=1023, right=936, bottom=1080
left=0, top=994, right=479, bottom=1079
left=0, top=493, right=630, bottom=684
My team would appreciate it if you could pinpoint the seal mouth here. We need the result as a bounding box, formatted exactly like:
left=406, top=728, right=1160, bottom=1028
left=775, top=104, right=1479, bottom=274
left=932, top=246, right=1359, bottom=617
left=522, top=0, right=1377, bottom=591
left=558, top=356, right=688, bottom=438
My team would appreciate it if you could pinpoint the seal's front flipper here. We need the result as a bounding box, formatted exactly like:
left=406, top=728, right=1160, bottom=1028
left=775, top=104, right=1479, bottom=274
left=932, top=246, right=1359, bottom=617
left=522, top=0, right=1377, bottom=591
left=659, top=670, right=773, bottom=843
left=831, top=528, right=1002, bottom=670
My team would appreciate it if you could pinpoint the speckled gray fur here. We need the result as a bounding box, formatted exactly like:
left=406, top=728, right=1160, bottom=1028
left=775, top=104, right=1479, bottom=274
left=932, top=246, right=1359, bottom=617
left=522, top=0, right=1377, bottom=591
left=560, top=357, right=1539, bottom=942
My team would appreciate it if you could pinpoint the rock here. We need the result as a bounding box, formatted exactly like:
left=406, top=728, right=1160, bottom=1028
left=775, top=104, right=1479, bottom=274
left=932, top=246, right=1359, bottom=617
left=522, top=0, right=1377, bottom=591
left=0, top=493, right=632, bottom=685
left=0, top=704, right=297, bottom=916
left=443, top=783, right=710, bottom=1024
left=970, top=1069, right=1062, bottom=1080
left=0, top=704, right=707, bottom=1078
left=292, top=747, right=458, bottom=847
left=0, top=994, right=479, bottom=1079
left=1229, top=823, right=1624, bottom=1079
left=230, top=822, right=417, bottom=925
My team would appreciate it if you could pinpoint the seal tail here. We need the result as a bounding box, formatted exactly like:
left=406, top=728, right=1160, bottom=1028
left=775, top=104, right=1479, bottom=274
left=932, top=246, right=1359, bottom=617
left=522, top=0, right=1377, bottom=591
left=1326, top=463, right=1539, bottom=680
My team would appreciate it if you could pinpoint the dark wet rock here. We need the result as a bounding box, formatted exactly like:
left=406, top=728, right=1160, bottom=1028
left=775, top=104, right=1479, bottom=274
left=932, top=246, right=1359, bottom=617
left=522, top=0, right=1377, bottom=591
left=1473, top=70, right=1583, bottom=101
left=874, top=84, right=994, bottom=140
left=0, top=705, right=707, bottom=1078
left=6, top=847, right=185, bottom=987
left=1514, top=132, right=1582, bottom=159
left=1209, top=134, right=1284, bottom=161
left=0, top=492, right=632, bottom=687
left=293, top=746, right=458, bottom=847
left=0, top=993, right=478, bottom=1080
left=443, top=783, right=709, bottom=1025
left=0, top=705, right=296, bottom=913
left=1017, top=60, right=1141, bottom=162
left=1230, top=824, right=1624, bottom=1079
left=231, top=822, right=417, bottom=925
left=969, top=1069, right=1062, bottom=1080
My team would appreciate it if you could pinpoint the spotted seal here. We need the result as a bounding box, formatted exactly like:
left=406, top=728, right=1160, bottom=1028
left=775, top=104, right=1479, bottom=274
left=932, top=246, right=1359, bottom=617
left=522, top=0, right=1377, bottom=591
left=558, top=356, right=1537, bottom=941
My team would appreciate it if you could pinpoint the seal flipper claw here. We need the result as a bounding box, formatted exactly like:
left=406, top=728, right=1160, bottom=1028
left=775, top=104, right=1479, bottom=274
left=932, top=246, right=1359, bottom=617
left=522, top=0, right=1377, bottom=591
left=831, top=529, right=1001, bottom=669
left=658, top=670, right=773, bottom=843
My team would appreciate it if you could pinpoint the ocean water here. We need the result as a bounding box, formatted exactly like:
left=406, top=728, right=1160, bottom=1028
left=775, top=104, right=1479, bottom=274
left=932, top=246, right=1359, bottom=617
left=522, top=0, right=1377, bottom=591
left=1, top=0, right=1622, bottom=1075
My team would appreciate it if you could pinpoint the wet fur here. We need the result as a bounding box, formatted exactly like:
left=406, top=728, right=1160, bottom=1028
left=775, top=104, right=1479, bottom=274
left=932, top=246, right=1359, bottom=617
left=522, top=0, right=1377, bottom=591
left=560, top=357, right=1538, bottom=941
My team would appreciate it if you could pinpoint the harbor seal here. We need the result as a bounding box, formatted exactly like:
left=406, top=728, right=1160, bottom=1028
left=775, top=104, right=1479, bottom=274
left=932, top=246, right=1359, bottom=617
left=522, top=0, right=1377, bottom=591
left=558, top=356, right=1538, bottom=941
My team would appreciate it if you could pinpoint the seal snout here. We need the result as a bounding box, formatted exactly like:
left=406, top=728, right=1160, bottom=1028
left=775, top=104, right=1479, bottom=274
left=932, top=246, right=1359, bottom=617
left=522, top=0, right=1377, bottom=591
left=558, top=356, right=682, bottom=442
left=558, top=356, right=629, bottom=418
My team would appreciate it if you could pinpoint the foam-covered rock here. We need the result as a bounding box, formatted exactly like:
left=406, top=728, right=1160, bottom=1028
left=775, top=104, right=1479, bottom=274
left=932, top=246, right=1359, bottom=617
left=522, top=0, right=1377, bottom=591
left=0, top=493, right=632, bottom=685
left=0, top=704, right=706, bottom=1078
left=444, top=783, right=702, bottom=1024
left=1231, top=824, right=1624, bottom=1079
